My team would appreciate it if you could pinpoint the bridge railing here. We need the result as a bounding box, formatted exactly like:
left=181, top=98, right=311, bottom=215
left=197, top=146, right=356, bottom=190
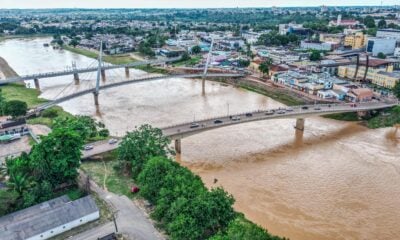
left=161, top=102, right=398, bottom=130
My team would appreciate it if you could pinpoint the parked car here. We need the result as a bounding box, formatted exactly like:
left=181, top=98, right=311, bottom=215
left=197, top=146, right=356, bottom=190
left=301, top=106, right=308, bottom=110
left=245, top=113, right=253, bottom=117
left=108, top=138, right=118, bottom=145
left=214, top=120, right=223, bottom=124
left=84, top=145, right=94, bottom=151
left=190, top=123, right=200, bottom=128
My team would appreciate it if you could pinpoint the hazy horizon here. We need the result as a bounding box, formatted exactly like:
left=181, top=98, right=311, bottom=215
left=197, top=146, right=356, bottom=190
left=0, top=0, right=396, bottom=9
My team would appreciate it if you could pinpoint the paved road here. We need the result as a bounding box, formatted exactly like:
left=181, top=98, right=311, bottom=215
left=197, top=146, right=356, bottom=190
left=72, top=172, right=164, bottom=240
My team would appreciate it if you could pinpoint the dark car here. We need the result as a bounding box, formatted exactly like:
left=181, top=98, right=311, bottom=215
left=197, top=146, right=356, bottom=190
left=214, top=120, right=223, bottom=124
left=301, top=106, right=308, bottom=110
left=245, top=113, right=253, bottom=117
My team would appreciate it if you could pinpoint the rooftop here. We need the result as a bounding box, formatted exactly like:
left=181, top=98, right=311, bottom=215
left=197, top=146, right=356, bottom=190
left=0, top=195, right=99, bottom=240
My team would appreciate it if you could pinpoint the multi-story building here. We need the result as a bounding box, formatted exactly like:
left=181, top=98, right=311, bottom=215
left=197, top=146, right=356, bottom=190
left=344, top=32, right=367, bottom=49
left=320, top=33, right=345, bottom=45
left=366, top=37, right=396, bottom=56
left=338, top=62, right=400, bottom=88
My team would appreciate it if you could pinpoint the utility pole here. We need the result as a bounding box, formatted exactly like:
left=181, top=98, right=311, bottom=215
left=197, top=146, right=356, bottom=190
left=93, top=41, right=103, bottom=106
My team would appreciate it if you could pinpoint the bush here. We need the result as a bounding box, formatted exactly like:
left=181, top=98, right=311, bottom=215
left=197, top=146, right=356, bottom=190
left=41, top=108, right=59, bottom=118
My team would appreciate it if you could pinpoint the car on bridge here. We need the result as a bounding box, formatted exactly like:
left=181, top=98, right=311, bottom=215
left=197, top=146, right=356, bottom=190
left=108, top=138, right=118, bottom=145
left=314, top=107, right=321, bottom=110
left=301, top=106, right=309, bottom=110
left=84, top=145, right=94, bottom=151
left=214, top=120, right=223, bottom=124
left=276, top=110, right=286, bottom=114
left=245, top=113, right=253, bottom=117
left=231, top=116, right=241, bottom=121
left=265, top=110, right=274, bottom=115
left=190, top=123, right=200, bottom=128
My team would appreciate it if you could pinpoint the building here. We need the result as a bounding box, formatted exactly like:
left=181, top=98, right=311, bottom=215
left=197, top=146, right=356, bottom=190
left=376, top=29, right=400, bottom=42
left=300, top=40, right=334, bottom=51
left=320, top=33, right=345, bottom=45
left=278, top=23, right=311, bottom=36
left=329, top=15, right=360, bottom=27
left=347, top=88, right=374, bottom=102
left=366, top=37, right=396, bottom=56
left=0, top=195, right=99, bottom=240
left=338, top=59, right=400, bottom=88
left=344, top=32, right=367, bottom=49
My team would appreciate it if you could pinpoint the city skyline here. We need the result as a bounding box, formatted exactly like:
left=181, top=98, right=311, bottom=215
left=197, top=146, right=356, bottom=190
left=0, top=0, right=396, bottom=9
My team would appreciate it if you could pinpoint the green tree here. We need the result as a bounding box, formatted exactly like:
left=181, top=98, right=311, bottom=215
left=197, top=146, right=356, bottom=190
left=310, top=50, right=322, bottom=61
left=258, top=58, right=272, bottom=77
left=0, top=190, right=19, bottom=216
left=378, top=19, right=387, bottom=29
left=181, top=52, right=191, bottom=61
left=377, top=52, right=386, bottom=59
left=4, top=100, right=27, bottom=118
left=29, top=127, right=83, bottom=186
left=137, top=156, right=178, bottom=204
left=69, top=38, right=79, bottom=47
left=118, top=124, right=173, bottom=178
left=57, top=39, right=64, bottom=46
left=0, top=89, right=6, bottom=116
left=238, top=59, right=250, bottom=68
left=393, top=81, right=400, bottom=99
left=191, top=45, right=201, bottom=54
left=364, top=16, right=376, bottom=28
left=53, top=115, right=98, bottom=140
left=210, top=216, right=285, bottom=240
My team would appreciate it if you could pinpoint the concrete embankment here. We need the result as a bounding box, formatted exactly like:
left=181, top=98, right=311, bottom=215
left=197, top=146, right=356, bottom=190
left=0, top=56, right=18, bottom=79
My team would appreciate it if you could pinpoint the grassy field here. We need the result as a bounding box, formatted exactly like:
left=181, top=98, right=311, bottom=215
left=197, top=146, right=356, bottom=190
left=239, top=83, right=305, bottom=106
left=173, top=56, right=201, bottom=67
left=63, top=45, right=137, bottom=65
left=81, top=151, right=137, bottom=198
left=367, top=106, right=400, bottom=129
left=0, top=83, right=48, bottom=108
left=27, top=106, right=73, bottom=128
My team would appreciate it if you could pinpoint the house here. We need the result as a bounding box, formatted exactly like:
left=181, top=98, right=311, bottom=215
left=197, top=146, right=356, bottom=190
left=347, top=88, right=374, bottom=102
left=0, top=195, right=99, bottom=240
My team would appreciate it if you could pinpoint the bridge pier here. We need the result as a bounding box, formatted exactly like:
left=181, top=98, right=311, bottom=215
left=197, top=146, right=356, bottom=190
left=101, top=69, right=106, bottom=81
left=33, top=78, right=40, bottom=90
left=93, top=92, right=99, bottom=106
left=125, top=67, right=130, bottom=78
left=295, top=118, right=305, bottom=131
left=202, top=78, right=206, bottom=95
left=174, top=139, right=182, bottom=154
left=73, top=73, right=80, bottom=84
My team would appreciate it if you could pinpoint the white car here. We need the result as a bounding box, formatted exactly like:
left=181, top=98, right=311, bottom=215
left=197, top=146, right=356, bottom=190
left=84, top=145, right=94, bottom=151
left=108, top=138, right=118, bottom=145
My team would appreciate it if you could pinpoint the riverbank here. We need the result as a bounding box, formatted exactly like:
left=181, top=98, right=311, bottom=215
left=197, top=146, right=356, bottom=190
left=62, top=45, right=168, bottom=74
left=0, top=34, right=52, bottom=42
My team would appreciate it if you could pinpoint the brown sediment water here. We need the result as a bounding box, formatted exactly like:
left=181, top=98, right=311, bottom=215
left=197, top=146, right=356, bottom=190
left=1, top=37, right=400, bottom=240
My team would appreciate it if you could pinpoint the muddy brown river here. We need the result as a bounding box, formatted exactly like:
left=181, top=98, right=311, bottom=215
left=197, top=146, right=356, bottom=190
left=1, top=38, right=399, bottom=240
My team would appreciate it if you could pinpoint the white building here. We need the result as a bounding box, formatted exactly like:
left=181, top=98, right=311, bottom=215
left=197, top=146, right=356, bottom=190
left=366, top=37, right=396, bottom=56
left=376, top=29, right=400, bottom=42
left=0, top=195, right=99, bottom=240
left=300, top=40, right=333, bottom=51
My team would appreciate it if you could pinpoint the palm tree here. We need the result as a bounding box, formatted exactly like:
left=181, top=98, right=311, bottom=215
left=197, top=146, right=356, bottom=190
left=8, top=173, right=30, bottom=195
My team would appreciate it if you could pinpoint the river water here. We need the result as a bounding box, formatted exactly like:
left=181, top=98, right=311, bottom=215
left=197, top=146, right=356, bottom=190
left=1, top=38, right=399, bottom=240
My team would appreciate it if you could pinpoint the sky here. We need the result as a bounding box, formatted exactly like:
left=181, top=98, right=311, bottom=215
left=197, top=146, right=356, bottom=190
left=0, top=0, right=396, bottom=9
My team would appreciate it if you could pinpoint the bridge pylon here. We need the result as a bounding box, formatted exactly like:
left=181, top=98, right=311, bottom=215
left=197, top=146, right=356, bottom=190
left=33, top=78, right=40, bottom=90
left=175, top=139, right=182, bottom=154
left=93, top=92, right=99, bottom=106
left=125, top=67, right=130, bottom=78
left=72, top=61, right=80, bottom=84
left=295, top=118, right=305, bottom=131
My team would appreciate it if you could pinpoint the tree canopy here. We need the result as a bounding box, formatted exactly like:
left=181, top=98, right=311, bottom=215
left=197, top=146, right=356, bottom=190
left=4, top=100, right=27, bottom=118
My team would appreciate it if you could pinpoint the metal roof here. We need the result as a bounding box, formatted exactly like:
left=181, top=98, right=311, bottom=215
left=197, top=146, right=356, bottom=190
left=0, top=195, right=99, bottom=240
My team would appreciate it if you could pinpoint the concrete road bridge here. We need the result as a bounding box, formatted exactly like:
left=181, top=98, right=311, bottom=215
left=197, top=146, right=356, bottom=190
left=0, top=56, right=181, bottom=86
left=81, top=100, right=398, bottom=158
left=29, top=73, right=244, bottom=114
